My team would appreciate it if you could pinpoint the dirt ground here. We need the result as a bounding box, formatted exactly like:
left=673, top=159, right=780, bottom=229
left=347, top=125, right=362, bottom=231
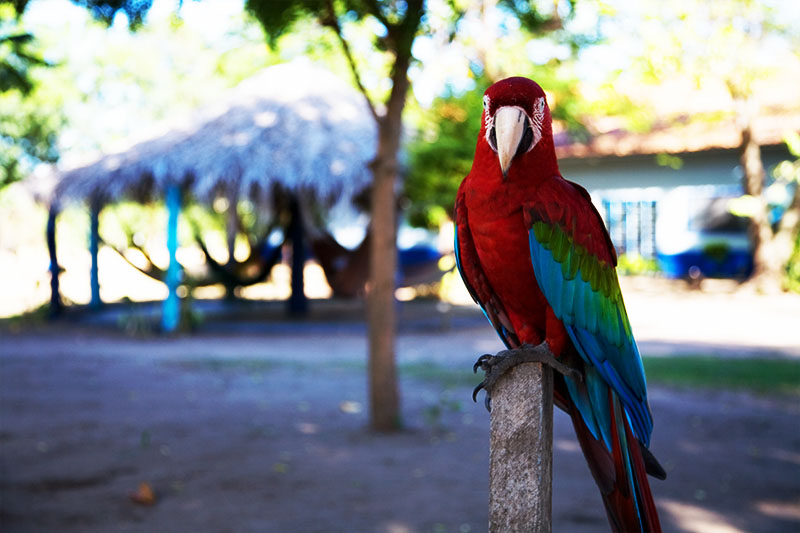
left=1, top=282, right=799, bottom=532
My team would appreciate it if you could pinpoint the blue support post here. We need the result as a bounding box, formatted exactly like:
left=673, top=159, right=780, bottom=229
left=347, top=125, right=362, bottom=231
left=162, top=185, right=181, bottom=333
left=287, top=195, right=308, bottom=316
left=47, top=204, right=62, bottom=318
left=89, top=201, right=101, bottom=309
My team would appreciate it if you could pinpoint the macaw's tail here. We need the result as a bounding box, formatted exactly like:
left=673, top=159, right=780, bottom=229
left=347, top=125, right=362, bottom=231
left=568, top=389, right=665, bottom=532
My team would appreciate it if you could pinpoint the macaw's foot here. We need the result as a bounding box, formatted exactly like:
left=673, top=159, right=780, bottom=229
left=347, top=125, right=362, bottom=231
left=472, top=342, right=581, bottom=411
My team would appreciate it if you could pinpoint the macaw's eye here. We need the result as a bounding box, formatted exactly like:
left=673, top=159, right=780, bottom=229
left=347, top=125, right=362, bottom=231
left=483, top=95, right=490, bottom=110
left=488, top=126, right=498, bottom=152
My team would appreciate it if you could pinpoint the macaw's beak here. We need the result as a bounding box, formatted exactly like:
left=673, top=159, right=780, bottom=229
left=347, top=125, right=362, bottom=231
left=494, top=106, right=531, bottom=178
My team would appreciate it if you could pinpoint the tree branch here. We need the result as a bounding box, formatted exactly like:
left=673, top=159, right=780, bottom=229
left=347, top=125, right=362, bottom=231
left=321, top=0, right=381, bottom=123
left=100, top=237, right=166, bottom=282
left=383, top=0, right=423, bottom=125
left=358, top=0, right=393, bottom=33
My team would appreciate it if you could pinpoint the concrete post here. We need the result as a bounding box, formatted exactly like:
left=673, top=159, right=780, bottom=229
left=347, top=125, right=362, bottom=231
left=489, top=362, right=554, bottom=532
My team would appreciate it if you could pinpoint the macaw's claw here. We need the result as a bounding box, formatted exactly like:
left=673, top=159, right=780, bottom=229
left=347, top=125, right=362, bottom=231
left=473, top=353, right=494, bottom=374
left=471, top=381, right=484, bottom=402
left=471, top=380, right=493, bottom=411
left=471, top=341, right=582, bottom=412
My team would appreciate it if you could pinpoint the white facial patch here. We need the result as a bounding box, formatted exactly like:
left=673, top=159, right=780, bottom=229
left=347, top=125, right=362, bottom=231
left=532, top=97, right=545, bottom=136
left=483, top=96, right=547, bottom=159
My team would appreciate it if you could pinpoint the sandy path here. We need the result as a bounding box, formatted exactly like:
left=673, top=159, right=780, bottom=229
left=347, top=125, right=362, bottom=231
left=1, top=319, right=799, bottom=532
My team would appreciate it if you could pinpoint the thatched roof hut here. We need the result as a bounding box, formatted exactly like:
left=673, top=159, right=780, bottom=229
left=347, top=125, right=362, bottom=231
left=42, top=61, right=379, bottom=325
left=54, top=60, right=377, bottom=206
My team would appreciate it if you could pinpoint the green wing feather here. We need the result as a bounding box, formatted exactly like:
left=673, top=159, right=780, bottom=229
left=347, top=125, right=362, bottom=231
left=529, top=219, right=653, bottom=448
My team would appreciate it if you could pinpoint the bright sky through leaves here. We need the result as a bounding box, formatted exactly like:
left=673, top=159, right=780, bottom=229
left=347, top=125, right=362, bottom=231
left=17, top=0, right=800, bottom=166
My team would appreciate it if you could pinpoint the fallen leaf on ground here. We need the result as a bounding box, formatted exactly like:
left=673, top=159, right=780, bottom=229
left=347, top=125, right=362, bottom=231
left=129, top=482, right=156, bottom=506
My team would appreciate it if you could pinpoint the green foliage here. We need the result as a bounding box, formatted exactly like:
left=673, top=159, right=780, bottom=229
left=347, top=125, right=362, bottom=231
left=785, top=131, right=800, bottom=160
left=245, top=0, right=406, bottom=55
left=245, top=0, right=325, bottom=48
left=702, top=241, right=731, bottom=264
left=100, top=200, right=170, bottom=250
left=245, top=0, right=424, bottom=112
left=0, top=84, right=61, bottom=186
left=775, top=132, right=800, bottom=293
left=786, top=232, right=800, bottom=294
left=100, top=199, right=241, bottom=255
left=0, top=1, right=31, bottom=15
left=498, top=0, right=568, bottom=34
left=773, top=132, right=800, bottom=189
left=621, top=0, right=798, bottom=107
left=655, top=153, right=683, bottom=170
left=10, top=0, right=164, bottom=30
left=0, top=5, right=60, bottom=187
left=37, top=3, right=275, bottom=158
left=404, top=84, right=484, bottom=228
left=0, top=31, right=42, bottom=94
left=0, top=1, right=47, bottom=94
left=2, top=0, right=277, bottom=190
left=586, top=0, right=800, bottom=139
left=616, top=253, right=659, bottom=276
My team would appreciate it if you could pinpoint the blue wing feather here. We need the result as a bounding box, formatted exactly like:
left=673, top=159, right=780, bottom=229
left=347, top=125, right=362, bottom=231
left=528, top=224, right=653, bottom=448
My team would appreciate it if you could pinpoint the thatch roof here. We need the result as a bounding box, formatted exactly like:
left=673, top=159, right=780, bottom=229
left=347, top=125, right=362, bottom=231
left=53, top=60, right=377, bottom=206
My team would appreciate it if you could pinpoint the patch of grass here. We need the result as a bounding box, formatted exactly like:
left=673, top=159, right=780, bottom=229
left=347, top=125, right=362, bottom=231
left=401, top=356, right=800, bottom=397
left=164, top=355, right=800, bottom=397
left=166, top=359, right=286, bottom=373
left=399, top=362, right=476, bottom=388
left=163, top=358, right=365, bottom=375
left=643, top=356, right=800, bottom=396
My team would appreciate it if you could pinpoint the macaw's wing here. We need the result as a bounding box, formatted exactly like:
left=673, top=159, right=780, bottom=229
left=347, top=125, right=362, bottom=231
left=524, top=179, right=653, bottom=448
left=454, top=188, right=520, bottom=350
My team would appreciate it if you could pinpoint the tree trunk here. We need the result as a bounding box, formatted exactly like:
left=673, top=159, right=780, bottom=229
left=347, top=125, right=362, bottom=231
left=225, top=192, right=238, bottom=300
left=367, top=148, right=400, bottom=430
left=739, top=123, right=780, bottom=291
left=366, top=49, right=413, bottom=431
left=319, top=0, right=423, bottom=431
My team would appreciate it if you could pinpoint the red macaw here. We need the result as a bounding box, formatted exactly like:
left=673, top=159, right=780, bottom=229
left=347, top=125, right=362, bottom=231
left=455, top=77, right=665, bottom=532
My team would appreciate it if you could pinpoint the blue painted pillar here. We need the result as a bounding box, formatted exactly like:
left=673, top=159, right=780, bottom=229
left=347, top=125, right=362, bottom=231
left=162, top=185, right=181, bottom=333
left=89, top=200, right=101, bottom=309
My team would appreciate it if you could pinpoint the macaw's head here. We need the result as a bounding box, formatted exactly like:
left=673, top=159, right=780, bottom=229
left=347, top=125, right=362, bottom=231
left=480, top=77, right=554, bottom=179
